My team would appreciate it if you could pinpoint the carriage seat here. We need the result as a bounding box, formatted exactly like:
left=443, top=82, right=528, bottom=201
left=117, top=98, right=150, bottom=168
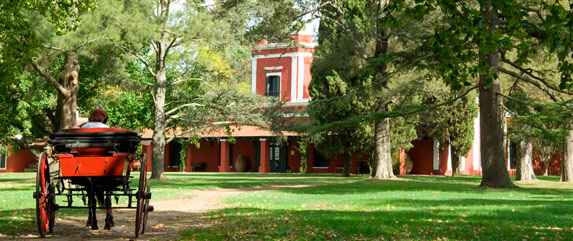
left=49, top=128, right=141, bottom=156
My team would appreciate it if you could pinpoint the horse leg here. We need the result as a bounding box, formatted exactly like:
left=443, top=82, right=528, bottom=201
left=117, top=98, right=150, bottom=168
left=86, top=204, right=92, bottom=227
left=104, top=191, right=115, bottom=230
left=89, top=192, right=99, bottom=230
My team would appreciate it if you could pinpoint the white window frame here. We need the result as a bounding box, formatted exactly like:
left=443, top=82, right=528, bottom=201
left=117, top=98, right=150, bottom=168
left=265, top=72, right=281, bottom=99
left=0, top=146, right=7, bottom=170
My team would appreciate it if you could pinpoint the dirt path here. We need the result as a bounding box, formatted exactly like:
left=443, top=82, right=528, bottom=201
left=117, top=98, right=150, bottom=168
left=6, top=184, right=318, bottom=241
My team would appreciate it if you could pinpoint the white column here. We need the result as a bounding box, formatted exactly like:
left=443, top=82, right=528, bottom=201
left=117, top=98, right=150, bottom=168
left=251, top=57, right=257, bottom=94
left=297, top=56, right=304, bottom=100
left=290, top=56, right=297, bottom=101
left=433, top=139, right=440, bottom=171
left=504, top=119, right=510, bottom=169
left=461, top=156, right=466, bottom=171
left=473, top=113, right=480, bottom=171
left=447, top=144, right=452, bottom=170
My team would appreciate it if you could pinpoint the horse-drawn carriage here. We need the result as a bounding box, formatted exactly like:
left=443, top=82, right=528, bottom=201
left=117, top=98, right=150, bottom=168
left=33, top=128, right=152, bottom=238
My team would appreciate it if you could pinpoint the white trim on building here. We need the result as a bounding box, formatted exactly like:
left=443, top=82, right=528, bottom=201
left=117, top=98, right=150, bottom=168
left=263, top=66, right=283, bottom=71
left=473, top=114, right=481, bottom=171
left=254, top=42, right=318, bottom=50
left=251, top=57, right=257, bottom=94
left=291, top=56, right=297, bottom=101
left=297, top=55, right=305, bottom=100
left=252, top=52, right=313, bottom=60
left=447, top=144, right=452, bottom=171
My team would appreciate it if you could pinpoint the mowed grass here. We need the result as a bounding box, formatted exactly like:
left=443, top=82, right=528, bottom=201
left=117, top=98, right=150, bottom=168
left=0, top=172, right=359, bottom=235
left=183, top=175, right=573, bottom=241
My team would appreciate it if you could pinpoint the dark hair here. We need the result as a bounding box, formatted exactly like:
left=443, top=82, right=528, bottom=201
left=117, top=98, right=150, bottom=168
left=89, top=109, right=108, bottom=123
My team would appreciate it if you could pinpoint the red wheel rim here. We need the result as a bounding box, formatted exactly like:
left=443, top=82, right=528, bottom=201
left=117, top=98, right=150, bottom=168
left=36, top=154, right=49, bottom=237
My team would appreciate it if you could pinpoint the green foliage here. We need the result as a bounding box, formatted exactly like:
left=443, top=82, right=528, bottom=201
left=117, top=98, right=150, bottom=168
left=216, top=0, right=313, bottom=43
left=505, top=78, right=572, bottom=160
left=419, top=79, right=478, bottom=158
left=307, top=79, right=374, bottom=161
left=0, top=0, right=96, bottom=146
left=0, top=69, right=56, bottom=147
left=308, top=0, right=375, bottom=163
left=109, top=0, right=277, bottom=137
left=511, top=99, right=573, bottom=151
left=409, top=1, right=573, bottom=90
left=179, top=139, right=188, bottom=172
left=84, top=88, right=154, bottom=131
left=297, top=140, right=308, bottom=174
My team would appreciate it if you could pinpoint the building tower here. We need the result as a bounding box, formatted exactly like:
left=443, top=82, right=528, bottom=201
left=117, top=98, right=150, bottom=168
left=251, top=33, right=317, bottom=105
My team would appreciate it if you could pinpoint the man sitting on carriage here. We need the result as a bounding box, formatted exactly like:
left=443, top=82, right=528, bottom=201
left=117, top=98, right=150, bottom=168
left=34, top=108, right=151, bottom=238
left=81, top=109, right=109, bottom=129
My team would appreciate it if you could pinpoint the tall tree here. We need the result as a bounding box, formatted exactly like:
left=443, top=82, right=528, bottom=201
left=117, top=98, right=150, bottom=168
left=512, top=99, right=573, bottom=181
left=503, top=52, right=572, bottom=181
left=113, top=0, right=278, bottom=179
left=308, top=76, right=374, bottom=177
left=420, top=81, right=478, bottom=177
left=313, top=0, right=430, bottom=179
left=564, top=125, right=573, bottom=181
left=415, top=0, right=573, bottom=187
left=110, top=0, right=221, bottom=179
left=505, top=84, right=536, bottom=181
left=0, top=0, right=95, bottom=152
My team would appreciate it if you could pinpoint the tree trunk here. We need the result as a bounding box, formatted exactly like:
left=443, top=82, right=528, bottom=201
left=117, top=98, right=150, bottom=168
left=451, top=145, right=461, bottom=176
left=342, top=153, right=351, bottom=177
left=149, top=0, right=173, bottom=180
left=543, top=155, right=550, bottom=176
left=478, top=1, right=514, bottom=188
left=151, top=70, right=168, bottom=180
left=370, top=5, right=394, bottom=179
left=53, top=52, right=79, bottom=131
left=515, top=137, right=535, bottom=181
left=561, top=129, right=573, bottom=182
left=373, top=117, right=395, bottom=179
left=369, top=151, right=377, bottom=178
left=150, top=28, right=170, bottom=180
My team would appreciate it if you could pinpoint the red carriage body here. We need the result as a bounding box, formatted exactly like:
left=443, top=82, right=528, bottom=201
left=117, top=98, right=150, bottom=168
left=34, top=128, right=151, bottom=238
left=50, top=128, right=139, bottom=178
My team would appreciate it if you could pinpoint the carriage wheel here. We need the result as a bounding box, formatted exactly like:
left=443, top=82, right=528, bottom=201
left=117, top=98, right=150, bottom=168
left=48, top=183, right=56, bottom=233
left=135, top=154, right=147, bottom=238
left=35, top=153, right=52, bottom=237
left=142, top=183, right=151, bottom=234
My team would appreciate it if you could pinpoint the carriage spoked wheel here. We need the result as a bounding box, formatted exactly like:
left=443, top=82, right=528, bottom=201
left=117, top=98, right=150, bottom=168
left=142, top=183, right=151, bottom=234
left=135, top=153, right=150, bottom=238
left=48, top=183, right=55, bottom=233
left=35, top=153, right=55, bottom=237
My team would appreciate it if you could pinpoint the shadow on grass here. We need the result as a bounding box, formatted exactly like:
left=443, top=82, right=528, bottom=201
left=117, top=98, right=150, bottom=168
left=276, top=176, right=573, bottom=197
left=1, top=187, right=36, bottom=192
left=164, top=172, right=348, bottom=178
left=0, top=208, right=36, bottom=235
left=1, top=209, right=205, bottom=240
left=0, top=178, right=37, bottom=182
left=148, top=173, right=362, bottom=192
left=190, top=203, right=573, bottom=240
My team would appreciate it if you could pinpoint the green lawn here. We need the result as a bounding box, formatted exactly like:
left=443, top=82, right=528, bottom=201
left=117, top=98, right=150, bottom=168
left=183, top=175, right=573, bottom=241
left=0, top=172, right=358, bottom=235
left=2, top=173, right=573, bottom=240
